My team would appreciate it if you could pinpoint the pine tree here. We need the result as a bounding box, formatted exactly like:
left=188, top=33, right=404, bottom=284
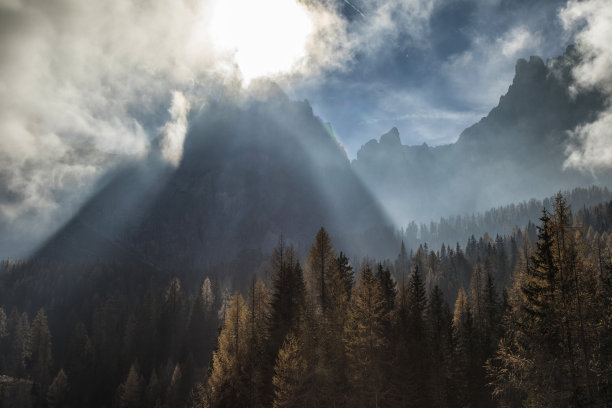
left=47, top=369, right=69, bottom=408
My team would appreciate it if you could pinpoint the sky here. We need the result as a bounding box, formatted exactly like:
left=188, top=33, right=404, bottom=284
left=295, top=0, right=575, bottom=157
left=0, top=0, right=611, bottom=256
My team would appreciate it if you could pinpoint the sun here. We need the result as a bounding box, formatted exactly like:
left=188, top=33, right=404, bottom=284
left=209, top=0, right=313, bottom=82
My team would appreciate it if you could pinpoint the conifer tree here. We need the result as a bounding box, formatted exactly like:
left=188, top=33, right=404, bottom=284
left=207, top=293, right=250, bottom=407
left=29, top=308, right=53, bottom=387
left=452, top=288, right=477, bottom=407
left=267, top=239, right=306, bottom=404
left=344, top=263, right=388, bottom=407
left=7, top=308, right=28, bottom=377
left=391, top=265, right=431, bottom=407
left=65, top=321, right=93, bottom=406
left=246, top=278, right=270, bottom=407
left=376, top=263, right=396, bottom=317
left=490, top=195, right=602, bottom=406
left=167, top=364, right=183, bottom=408
left=272, top=332, right=309, bottom=408
left=395, top=241, right=410, bottom=284
left=160, top=277, right=186, bottom=360
left=306, top=227, right=336, bottom=313
left=47, top=369, right=69, bottom=408
left=186, top=277, right=216, bottom=366
left=336, top=252, right=355, bottom=300
left=145, top=369, right=162, bottom=408
left=120, top=364, right=144, bottom=408
left=427, top=285, right=453, bottom=408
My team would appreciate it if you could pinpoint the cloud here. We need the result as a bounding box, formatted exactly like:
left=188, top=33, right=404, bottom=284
left=564, top=110, right=612, bottom=172
left=287, top=0, right=439, bottom=79
left=560, top=0, right=612, bottom=172
left=0, top=0, right=231, bottom=254
left=159, top=91, right=191, bottom=166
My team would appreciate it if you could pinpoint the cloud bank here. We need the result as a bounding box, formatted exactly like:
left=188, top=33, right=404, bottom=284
left=560, top=0, right=612, bottom=172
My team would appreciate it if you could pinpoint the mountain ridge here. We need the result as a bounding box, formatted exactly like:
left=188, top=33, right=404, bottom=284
left=352, top=45, right=611, bottom=225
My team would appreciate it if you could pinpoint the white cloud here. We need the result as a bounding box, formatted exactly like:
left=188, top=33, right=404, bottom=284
left=560, top=0, right=612, bottom=172
left=287, top=0, right=439, bottom=79
left=501, top=26, right=535, bottom=57
left=564, top=110, right=612, bottom=172
left=0, top=0, right=228, bottom=252
left=159, top=91, right=191, bottom=166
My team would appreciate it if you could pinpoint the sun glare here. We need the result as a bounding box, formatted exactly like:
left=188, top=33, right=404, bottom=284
left=209, top=0, right=313, bottom=82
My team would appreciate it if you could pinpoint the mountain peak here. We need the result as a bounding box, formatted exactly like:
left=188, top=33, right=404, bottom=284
left=380, top=127, right=401, bottom=146
left=514, top=56, right=546, bottom=85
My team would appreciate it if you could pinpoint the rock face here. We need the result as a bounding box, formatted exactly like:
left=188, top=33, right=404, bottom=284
left=35, top=88, right=395, bottom=270
left=352, top=46, right=611, bottom=224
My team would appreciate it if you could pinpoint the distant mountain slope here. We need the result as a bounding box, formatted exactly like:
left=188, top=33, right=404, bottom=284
left=352, top=46, right=612, bottom=225
left=36, top=86, right=395, bottom=269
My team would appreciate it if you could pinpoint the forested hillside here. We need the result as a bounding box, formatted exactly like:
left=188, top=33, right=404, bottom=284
left=1, top=193, right=611, bottom=407
left=398, top=185, right=612, bottom=252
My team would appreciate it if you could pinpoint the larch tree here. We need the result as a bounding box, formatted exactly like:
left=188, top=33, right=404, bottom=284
left=119, top=363, right=144, bottom=408
left=207, top=293, right=250, bottom=407
left=47, top=369, right=69, bottom=408
left=452, top=288, right=477, bottom=408
left=344, top=262, right=388, bottom=407
left=246, top=278, right=270, bottom=407
left=490, top=194, right=602, bottom=406
left=267, top=239, right=306, bottom=404
left=272, top=332, right=309, bottom=408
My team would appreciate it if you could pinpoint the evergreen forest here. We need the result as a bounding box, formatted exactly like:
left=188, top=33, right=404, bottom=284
left=1, top=193, right=612, bottom=407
